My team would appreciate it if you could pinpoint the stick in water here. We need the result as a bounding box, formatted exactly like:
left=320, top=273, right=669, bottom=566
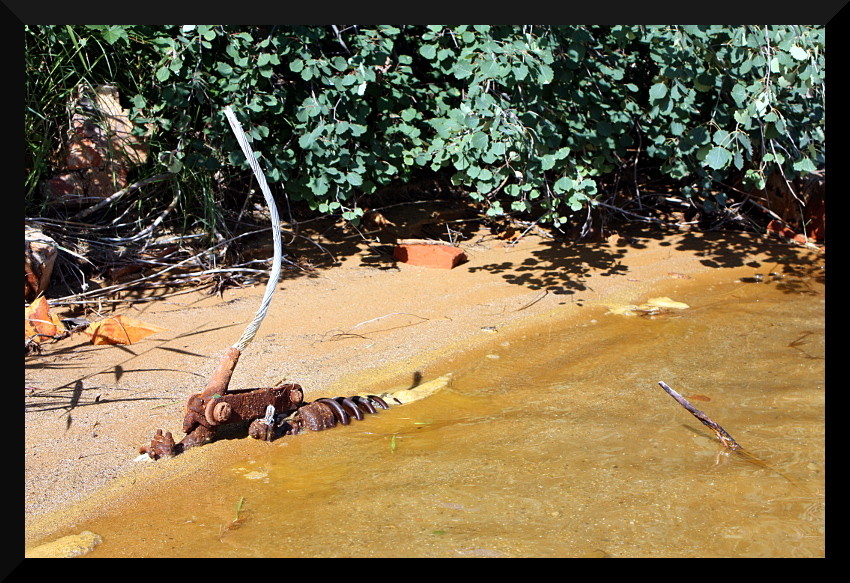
left=656, top=381, right=814, bottom=493
left=657, top=381, right=740, bottom=450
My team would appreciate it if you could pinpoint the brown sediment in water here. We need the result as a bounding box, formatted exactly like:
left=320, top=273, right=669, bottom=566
left=24, top=223, right=824, bottom=555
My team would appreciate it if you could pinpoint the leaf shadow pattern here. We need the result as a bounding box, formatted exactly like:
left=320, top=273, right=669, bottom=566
left=466, top=224, right=822, bottom=298
left=24, top=320, right=229, bottom=414
left=668, top=228, right=824, bottom=294
left=468, top=239, right=630, bottom=296
left=25, top=382, right=177, bottom=416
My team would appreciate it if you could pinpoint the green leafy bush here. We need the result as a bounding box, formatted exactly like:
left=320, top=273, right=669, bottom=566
left=25, top=24, right=824, bottom=231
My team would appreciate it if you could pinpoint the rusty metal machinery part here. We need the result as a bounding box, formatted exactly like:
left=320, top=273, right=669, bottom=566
left=298, top=400, right=338, bottom=432
left=142, top=384, right=304, bottom=459
left=205, top=400, right=233, bottom=425
left=248, top=418, right=275, bottom=441
left=351, top=395, right=377, bottom=414
left=336, top=396, right=364, bottom=421
left=142, top=429, right=178, bottom=459
left=317, top=398, right=351, bottom=425
left=366, top=395, right=390, bottom=409
left=249, top=394, right=391, bottom=442
left=193, top=384, right=303, bottom=430
left=143, top=390, right=393, bottom=457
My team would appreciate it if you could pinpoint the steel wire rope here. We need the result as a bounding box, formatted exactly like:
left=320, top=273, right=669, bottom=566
left=222, top=105, right=283, bottom=353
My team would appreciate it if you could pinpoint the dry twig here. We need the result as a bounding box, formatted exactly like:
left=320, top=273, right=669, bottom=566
left=655, top=381, right=812, bottom=493
left=657, top=381, right=740, bottom=450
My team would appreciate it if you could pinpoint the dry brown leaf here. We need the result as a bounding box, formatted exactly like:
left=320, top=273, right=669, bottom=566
left=84, top=315, right=167, bottom=345
left=25, top=296, right=66, bottom=342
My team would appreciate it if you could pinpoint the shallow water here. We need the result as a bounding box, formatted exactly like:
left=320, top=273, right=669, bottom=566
left=51, top=263, right=824, bottom=558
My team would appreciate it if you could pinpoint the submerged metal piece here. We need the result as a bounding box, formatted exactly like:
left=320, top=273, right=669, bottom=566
left=317, top=398, right=351, bottom=425
left=366, top=395, right=389, bottom=409
left=335, top=397, right=364, bottom=421
left=351, top=395, right=377, bottom=415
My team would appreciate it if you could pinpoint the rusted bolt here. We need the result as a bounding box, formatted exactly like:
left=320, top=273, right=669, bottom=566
left=248, top=418, right=274, bottom=441
left=205, top=399, right=232, bottom=425
left=140, top=429, right=177, bottom=459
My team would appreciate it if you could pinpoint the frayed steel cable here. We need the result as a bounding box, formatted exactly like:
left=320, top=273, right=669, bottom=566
left=222, top=105, right=283, bottom=353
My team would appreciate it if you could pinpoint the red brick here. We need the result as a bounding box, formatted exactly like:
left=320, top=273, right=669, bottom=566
left=393, top=244, right=467, bottom=269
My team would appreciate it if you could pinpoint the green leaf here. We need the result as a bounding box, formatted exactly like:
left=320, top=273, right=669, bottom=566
left=100, top=25, right=127, bottom=45
left=454, top=59, right=475, bottom=79
left=479, top=57, right=500, bottom=78
left=200, top=26, right=217, bottom=41
left=789, top=45, right=809, bottom=61
left=744, top=169, right=766, bottom=190
left=733, top=150, right=744, bottom=170
left=537, top=63, right=554, bottom=84
left=348, top=124, right=367, bottom=137
left=648, top=82, right=668, bottom=101
left=733, top=109, right=751, bottom=126
left=712, top=129, right=730, bottom=146
left=730, top=83, right=748, bottom=108
left=298, top=126, right=322, bottom=149
left=553, top=176, right=574, bottom=193
left=568, top=193, right=586, bottom=211
left=471, top=132, right=489, bottom=150
left=155, top=67, right=170, bottom=82
left=485, top=200, right=503, bottom=216
left=705, top=146, right=732, bottom=170
left=311, top=177, right=330, bottom=197
left=792, top=157, right=818, bottom=173
left=346, top=172, right=363, bottom=186
left=693, top=73, right=715, bottom=92
left=332, top=55, right=348, bottom=71
left=419, top=44, right=437, bottom=60
left=513, top=63, right=529, bottom=81
left=769, top=56, right=781, bottom=73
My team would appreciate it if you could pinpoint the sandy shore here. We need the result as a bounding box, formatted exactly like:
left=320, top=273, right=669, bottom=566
left=23, top=213, right=823, bottom=549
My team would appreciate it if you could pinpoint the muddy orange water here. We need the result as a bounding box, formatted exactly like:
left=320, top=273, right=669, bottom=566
left=28, top=255, right=825, bottom=558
